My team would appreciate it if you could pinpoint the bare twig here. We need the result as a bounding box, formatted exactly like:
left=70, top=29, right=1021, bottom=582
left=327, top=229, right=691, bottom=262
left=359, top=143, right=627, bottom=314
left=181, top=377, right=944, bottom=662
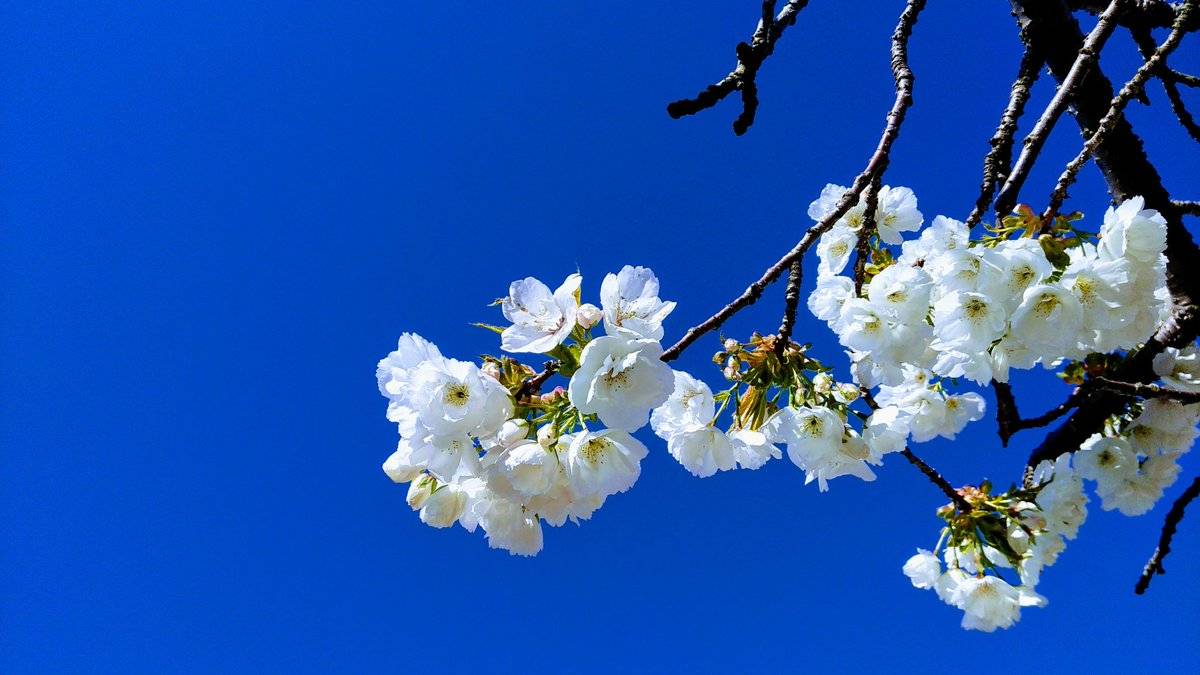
left=663, top=0, right=928, bottom=361
left=967, top=47, right=1044, bottom=228
left=1092, top=376, right=1200, bottom=403
left=994, top=0, right=1127, bottom=220
left=666, top=1, right=811, bottom=135
left=993, top=381, right=1083, bottom=445
left=1130, top=22, right=1200, bottom=144
left=901, top=448, right=973, bottom=512
left=1135, top=475, right=1200, bottom=594
left=1044, top=1, right=1198, bottom=221
left=1175, top=200, right=1200, bottom=215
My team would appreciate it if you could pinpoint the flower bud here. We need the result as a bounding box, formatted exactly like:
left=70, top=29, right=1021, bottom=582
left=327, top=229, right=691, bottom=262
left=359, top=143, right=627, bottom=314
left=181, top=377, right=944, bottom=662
left=406, top=475, right=436, bottom=510
left=419, top=485, right=466, bottom=528
left=576, top=303, right=602, bottom=329
left=813, top=372, right=833, bottom=394
left=382, top=448, right=420, bottom=484
left=497, top=419, right=529, bottom=448
left=833, top=383, right=860, bottom=404
left=537, top=424, right=557, bottom=449
left=481, top=361, right=502, bottom=381
left=541, top=386, right=566, bottom=404
left=723, top=338, right=740, bottom=352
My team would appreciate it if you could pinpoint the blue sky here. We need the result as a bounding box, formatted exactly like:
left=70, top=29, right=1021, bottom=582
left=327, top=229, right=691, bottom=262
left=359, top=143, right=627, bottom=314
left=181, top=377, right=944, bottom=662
left=3, top=1, right=1199, bottom=672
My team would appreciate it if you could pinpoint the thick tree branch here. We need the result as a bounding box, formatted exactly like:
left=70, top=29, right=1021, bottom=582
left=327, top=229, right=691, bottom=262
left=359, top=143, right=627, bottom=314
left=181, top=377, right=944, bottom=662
left=1069, top=0, right=1191, bottom=29
left=1045, top=0, right=1198, bottom=221
left=994, top=0, right=1127, bottom=220
left=1010, top=0, right=1200, bottom=469
left=1135, top=475, right=1200, bottom=594
left=967, top=47, right=1044, bottom=228
left=666, top=1, right=811, bottom=135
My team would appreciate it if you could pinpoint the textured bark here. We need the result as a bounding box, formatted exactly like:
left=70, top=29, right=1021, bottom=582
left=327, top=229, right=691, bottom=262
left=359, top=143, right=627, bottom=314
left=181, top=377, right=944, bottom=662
left=1011, top=0, right=1200, bottom=468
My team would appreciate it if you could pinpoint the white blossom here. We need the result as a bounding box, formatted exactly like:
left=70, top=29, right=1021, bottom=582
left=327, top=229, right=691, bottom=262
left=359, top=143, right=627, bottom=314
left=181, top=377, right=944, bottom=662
left=500, top=274, right=582, bottom=353
left=816, top=225, right=858, bottom=277
left=1098, top=196, right=1167, bottom=264
left=600, top=265, right=676, bottom=340
left=903, top=549, right=941, bottom=589
left=568, top=335, right=674, bottom=431
left=1009, top=284, right=1084, bottom=359
left=667, top=426, right=737, bottom=477
left=650, top=370, right=715, bottom=439
left=1153, top=346, right=1200, bottom=392
left=563, top=429, right=649, bottom=498
left=729, top=429, right=782, bottom=470
left=931, top=291, right=1007, bottom=351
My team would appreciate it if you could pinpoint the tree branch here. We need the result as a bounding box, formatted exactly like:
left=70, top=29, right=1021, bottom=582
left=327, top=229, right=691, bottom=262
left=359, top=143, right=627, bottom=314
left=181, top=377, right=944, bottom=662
left=775, top=260, right=804, bottom=354
left=1068, top=0, right=1189, bottom=29
left=901, top=448, right=973, bottom=512
left=1135, top=475, right=1200, bottom=594
left=1044, top=0, right=1198, bottom=221
left=662, top=0, right=928, bottom=361
left=666, top=1, right=811, bottom=135
left=514, top=361, right=560, bottom=400
left=1010, top=0, right=1200, bottom=469
left=967, top=47, right=1044, bottom=228
left=1130, top=22, right=1200, bottom=144
left=994, top=0, right=1127, bottom=221
left=1092, top=376, right=1200, bottom=403
left=1175, top=199, right=1200, bottom=215
left=993, top=380, right=1083, bottom=445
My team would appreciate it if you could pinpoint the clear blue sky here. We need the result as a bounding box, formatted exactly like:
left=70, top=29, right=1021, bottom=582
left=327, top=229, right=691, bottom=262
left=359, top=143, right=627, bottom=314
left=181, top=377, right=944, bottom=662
left=3, top=1, right=1199, bottom=672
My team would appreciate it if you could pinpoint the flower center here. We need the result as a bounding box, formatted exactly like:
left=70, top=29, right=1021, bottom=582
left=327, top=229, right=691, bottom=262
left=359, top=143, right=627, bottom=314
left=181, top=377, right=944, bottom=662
left=443, top=384, right=471, bottom=407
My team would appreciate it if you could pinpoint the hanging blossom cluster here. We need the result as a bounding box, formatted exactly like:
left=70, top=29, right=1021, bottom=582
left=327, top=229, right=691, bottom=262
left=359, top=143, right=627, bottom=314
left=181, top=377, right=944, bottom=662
left=375, top=182, right=1195, bottom=631
left=1072, top=346, right=1200, bottom=515
left=902, top=456, right=1087, bottom=632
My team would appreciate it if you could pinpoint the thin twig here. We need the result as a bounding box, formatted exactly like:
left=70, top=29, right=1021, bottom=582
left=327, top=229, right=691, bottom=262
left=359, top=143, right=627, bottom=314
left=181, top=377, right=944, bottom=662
left=775, top=260, right=804, bottom=354
left=514, top=361, right=560, bottom=400
left=1044, top=1, right=1197, bottom=222
left=1175, top=200, right=1200, bottom=215
left=663, top=0, right=928, bottom=361
left=1092, top=376, right=1200, bottom=403
left=1130, top=21, right=1200, bottom=144
left=1135, top=475, right=1200, bottom=594
left=967, top=47, right=1043, bottom=228
left=992, top=380, right=1083, bottom=446
left=666, top=1, right=811, bottom=135
left=994, top=0, right=1127, bottom=220
left=901, top=448, right=973, bottom=512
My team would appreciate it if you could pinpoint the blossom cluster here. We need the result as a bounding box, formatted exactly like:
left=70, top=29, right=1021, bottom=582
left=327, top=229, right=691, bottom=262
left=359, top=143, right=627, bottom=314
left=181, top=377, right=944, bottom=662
left=376, top=182, right=1194, bottom=633
left=1072, top=346, right=1200, bottom=515
left=809, top=189, right=1169, bottom=389
left=903, top=458, right=1087, bottom=632
left=377, top=266, right=677, bottom=555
